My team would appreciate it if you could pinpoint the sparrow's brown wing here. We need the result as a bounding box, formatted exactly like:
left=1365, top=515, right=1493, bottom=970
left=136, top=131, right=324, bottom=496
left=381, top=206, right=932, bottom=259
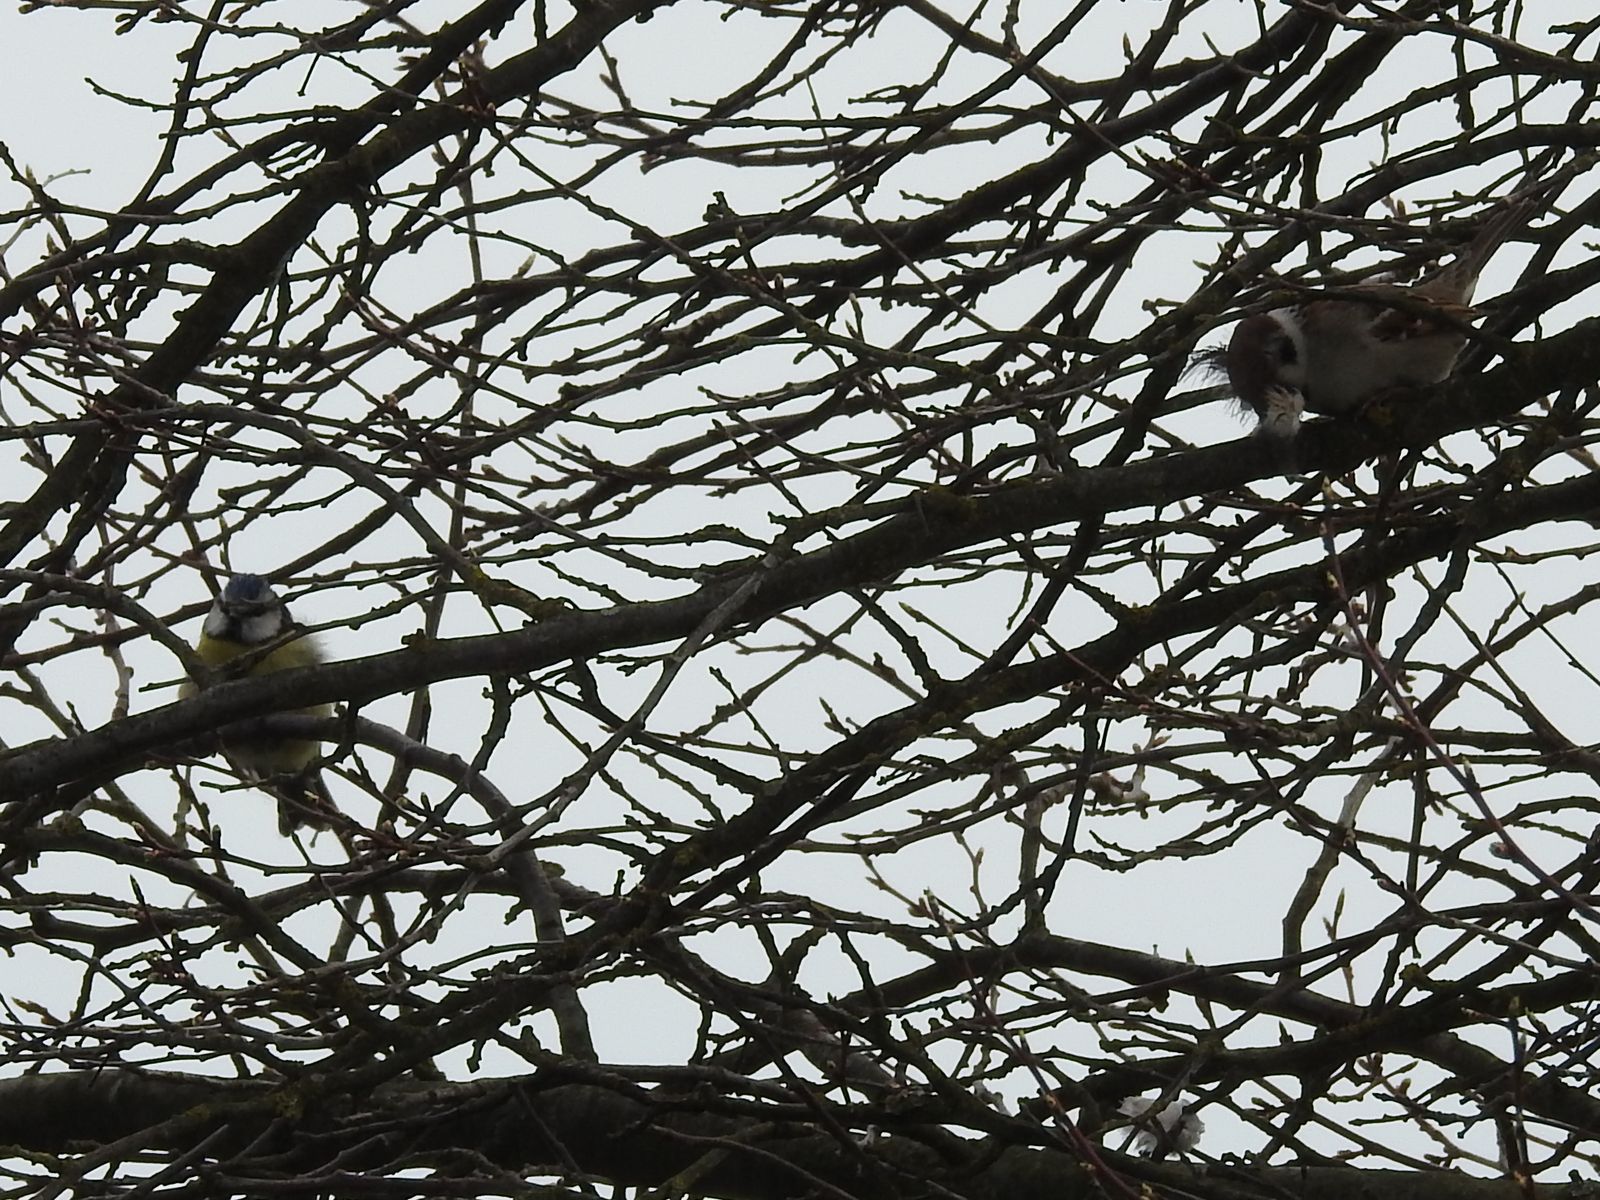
left=1368, top=296, right=1475, bottom=342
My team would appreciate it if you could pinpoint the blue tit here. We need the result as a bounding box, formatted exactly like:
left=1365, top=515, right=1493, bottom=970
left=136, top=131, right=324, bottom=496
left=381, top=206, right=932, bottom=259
left=183, top=574, right=335, bottom=835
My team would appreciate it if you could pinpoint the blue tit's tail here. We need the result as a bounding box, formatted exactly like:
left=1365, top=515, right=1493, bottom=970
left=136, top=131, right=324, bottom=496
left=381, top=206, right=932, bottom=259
left=268, top=768, right=337, bottom=836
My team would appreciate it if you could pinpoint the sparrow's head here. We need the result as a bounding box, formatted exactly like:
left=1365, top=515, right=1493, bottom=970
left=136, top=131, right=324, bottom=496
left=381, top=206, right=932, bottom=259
left=1222, top=310, right=1304, bottom=417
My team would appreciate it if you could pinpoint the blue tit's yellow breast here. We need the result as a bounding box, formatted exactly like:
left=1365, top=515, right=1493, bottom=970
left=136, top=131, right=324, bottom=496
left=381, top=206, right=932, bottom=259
left=250, top=635, right=324, bottom=677
left=257, top=637, right=334, bottom=718
left=190, top=632, right=331, bottom=718
left=195, top=630, right=249, bottom=669
left=195, top=630, right=322, bottom=672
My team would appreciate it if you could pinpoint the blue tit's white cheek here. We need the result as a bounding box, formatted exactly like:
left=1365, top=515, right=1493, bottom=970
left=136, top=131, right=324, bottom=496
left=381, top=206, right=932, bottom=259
left=201, top=604, right=232, bottom=641
left=237, top=610, right=287, bottom=645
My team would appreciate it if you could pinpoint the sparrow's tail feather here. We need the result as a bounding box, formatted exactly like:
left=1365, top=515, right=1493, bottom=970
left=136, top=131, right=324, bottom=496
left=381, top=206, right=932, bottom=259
left=1422, top=199, right=1529, bottom=306
left=1433, top=163, right=1568, bottom=303
left=1461, top=201, right=1530, bottom=294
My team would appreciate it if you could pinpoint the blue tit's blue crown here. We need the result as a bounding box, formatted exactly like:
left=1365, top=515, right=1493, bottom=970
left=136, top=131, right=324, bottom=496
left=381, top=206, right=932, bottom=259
left=223, top=574, right=273, bottom=605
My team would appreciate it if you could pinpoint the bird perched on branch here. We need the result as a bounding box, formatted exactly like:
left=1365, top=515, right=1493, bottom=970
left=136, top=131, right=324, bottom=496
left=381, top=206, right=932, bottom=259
left=1206, top=198, right=1533, bottom=438
left=183, top=574, right=334, bottom=835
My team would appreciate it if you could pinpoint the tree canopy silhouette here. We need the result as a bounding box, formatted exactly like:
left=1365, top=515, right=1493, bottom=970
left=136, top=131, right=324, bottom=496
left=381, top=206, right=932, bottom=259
left=1, top=0, right=1599, bottom=1196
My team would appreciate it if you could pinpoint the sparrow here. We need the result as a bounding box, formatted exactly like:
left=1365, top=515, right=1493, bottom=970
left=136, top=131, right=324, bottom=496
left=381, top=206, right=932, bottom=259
left=1116, top=1095, right=1206, bottom=1159
left=182, top=574, right=335, bottom=835
left=1211, top=201, right=1530, bottom=438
